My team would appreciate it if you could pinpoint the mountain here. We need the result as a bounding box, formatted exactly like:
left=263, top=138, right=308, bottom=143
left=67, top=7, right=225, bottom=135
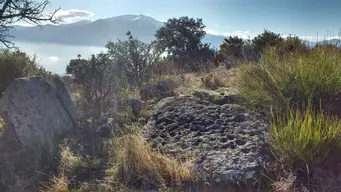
left=9, top=14, right=338, bottom=49
left=10, top=14, right=225, bottom=49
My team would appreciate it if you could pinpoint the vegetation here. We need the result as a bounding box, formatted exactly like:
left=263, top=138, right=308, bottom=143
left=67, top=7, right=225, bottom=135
left=0, top=49, right=49, bottom=94
left=271, top=105, right=341, bottom=166
left=2, top=13, right=341, bottom=191
left=155, top=16, right=215, bottom=72
left=251, top=30, right=283, bottom=56
left=219, top=36, right=245, bottom=60
left=66, top=53, right=120, bottom=118
left=110, top=131, right=194, bottom=190
left=236, top=45, right=341, bottom=115
left=106, top=31, right=162, bottom=88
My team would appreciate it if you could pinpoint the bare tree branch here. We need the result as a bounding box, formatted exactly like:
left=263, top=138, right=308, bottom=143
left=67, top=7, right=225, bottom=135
left=0, top=0, right=60, bottom=48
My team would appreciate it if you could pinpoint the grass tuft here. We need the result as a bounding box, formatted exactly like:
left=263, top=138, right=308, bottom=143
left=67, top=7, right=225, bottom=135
left=236, top=45, right=341, bottom=114
left=108, top=132, right=195, bottom=190
left=270, top=105, right=341, bottom=166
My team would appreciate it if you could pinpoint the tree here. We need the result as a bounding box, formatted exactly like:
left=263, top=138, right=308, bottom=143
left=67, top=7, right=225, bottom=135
left=155, top=16, right=214, bottom=72
left=106, top=31, right=161, bottom=88
left=0, top=0, right=60, bottom=48
left=282, top=34, right=307, bottom=53
left=218, top=36, right=245, bottom=60
left=252, top=30, right=283, bottom=55
left=66, top=53, right=119, bottom=117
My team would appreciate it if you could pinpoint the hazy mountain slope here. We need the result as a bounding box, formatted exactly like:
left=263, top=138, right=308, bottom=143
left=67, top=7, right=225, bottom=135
left=10, top=14, right=225, bottom=48
left=9, top=14, right=331, bottom=48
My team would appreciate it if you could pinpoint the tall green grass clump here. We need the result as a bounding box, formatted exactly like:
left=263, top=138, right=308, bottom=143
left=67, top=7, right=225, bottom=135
left=271, top=105, right=341, bottom=165
left=236, top=45, right=341, bottom=114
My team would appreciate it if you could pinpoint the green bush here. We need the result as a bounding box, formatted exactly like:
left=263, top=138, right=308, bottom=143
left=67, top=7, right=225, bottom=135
left=271, top=105, right=341, bottom=165
left=0, top=50, right=48, bottom=94
left=236, top=45, right=341, bottom=115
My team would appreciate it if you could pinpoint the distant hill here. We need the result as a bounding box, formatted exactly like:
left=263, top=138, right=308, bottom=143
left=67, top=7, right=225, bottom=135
left=10, top=14, right=225, bottom=49
left=9, top=14, right=338, bottom=49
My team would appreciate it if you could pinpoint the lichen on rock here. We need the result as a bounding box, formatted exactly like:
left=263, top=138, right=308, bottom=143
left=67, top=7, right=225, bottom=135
left=143, top=96, right=270, bottom=184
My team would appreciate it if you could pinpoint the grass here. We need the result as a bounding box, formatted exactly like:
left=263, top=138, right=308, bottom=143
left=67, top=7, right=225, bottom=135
left=236, top=45, right=341, bottom=115
left=40, top=124, right=195, bottom=192
left=235, top=45, right=341, bottom=191
left=172, top=66, right=237, bottom=95
left=270, top=105, right=341, bottom=166
left=40, top=171, right=69, bottom=192
left=107, top=131, right=195, bottom=190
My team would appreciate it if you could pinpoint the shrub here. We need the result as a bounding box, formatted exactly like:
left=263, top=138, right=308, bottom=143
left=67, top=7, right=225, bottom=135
left=0, top=50, right=48, bottom=94
left=270, top=105, right=341, bottom=166
left=106, top=31, right=161, bottom=88
left=66, top=53, right=121, bottom=118
left=236, top=45, right=341, bottom=115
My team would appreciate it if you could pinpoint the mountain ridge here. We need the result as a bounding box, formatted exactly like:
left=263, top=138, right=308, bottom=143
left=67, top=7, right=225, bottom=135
left=9, top=14, right=338, bottom=49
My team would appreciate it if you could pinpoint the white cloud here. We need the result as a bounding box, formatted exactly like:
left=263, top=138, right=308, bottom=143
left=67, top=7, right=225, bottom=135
left=205, top=29, right=255, bottom=39
left=48, top=56, right=59, bottom=62
left=205, top=29, right=341, bottom=43
left=54, top=9, right=94, bottom=23
left=15, top=9, right=94, bottom=26
left=281, top=35, right=341, bottom=42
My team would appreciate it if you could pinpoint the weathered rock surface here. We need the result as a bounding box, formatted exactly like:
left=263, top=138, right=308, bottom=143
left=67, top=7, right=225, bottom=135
left=0, top=76, right=77, bottom=147
left=126, top=98, right=143, bottom=114
left=140, top=79, right=177, bottom=100
left=143, top=96, right=270, bottom=184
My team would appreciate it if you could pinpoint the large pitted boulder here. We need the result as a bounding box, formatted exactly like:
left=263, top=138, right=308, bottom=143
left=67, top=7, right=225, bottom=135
left=140, top=79, right=177, bottom=101
left=0, top=75, right=77, bottom=147
left=143, top=96, right=270, bottom=186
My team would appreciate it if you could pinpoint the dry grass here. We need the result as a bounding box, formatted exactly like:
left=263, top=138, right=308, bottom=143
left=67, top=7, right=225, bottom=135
left=108, top=132, right=195, bottom=190
left=171, top=66, right=238, bottom=95
left=40, top=171, right=69, bottom=192
left=0, top=117, right=4, bottom=136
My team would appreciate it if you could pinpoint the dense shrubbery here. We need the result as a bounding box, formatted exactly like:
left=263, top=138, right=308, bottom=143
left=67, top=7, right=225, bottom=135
left=0, top=50, right=49, bottom=94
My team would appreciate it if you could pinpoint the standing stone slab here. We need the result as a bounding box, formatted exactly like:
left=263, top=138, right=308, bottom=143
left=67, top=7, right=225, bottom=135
left=0, top=76, right=77, bottom=147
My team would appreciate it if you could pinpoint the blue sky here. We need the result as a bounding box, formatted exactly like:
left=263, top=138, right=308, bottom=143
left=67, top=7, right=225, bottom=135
left=46, top=0, right=341, bottom=41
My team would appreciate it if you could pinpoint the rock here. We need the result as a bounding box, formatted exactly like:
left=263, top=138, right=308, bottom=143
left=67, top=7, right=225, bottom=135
left=192, top=87, right=245, bottom=105
left=140, top=79, right=177, bottom=101
left=143, top=97, right=270, bottom=185
left=0, top=76, right=77, bottom=147
left=126, top=98, right=143, bottom=114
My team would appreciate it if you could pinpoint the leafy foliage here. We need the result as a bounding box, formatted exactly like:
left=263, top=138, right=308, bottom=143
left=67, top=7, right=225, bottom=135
left=66, top=53, right=120, bottom=117
left=0, top=49, right=48, bottom=94
left=219, top=36, right=245, bottom=60
left=155, top=16, right=215, bottom=72
left=251, top=30, right=283, bottom=55
left=106, top=31, right=161, bottom=88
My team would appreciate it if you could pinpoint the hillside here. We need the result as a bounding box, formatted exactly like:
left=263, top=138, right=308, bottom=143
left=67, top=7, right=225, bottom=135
left=10, top=14, right=226, bottom=49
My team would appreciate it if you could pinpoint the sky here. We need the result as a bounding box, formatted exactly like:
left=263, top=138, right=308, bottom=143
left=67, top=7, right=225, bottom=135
left=44, top=0, right=341, bottom=42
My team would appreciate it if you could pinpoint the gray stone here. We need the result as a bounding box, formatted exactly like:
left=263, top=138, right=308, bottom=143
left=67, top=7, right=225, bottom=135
left=0, top=76, right=77, bottom=147
left=126, top=98, right=143, bottom=114
left=143, top=97, right=270, bottom=185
